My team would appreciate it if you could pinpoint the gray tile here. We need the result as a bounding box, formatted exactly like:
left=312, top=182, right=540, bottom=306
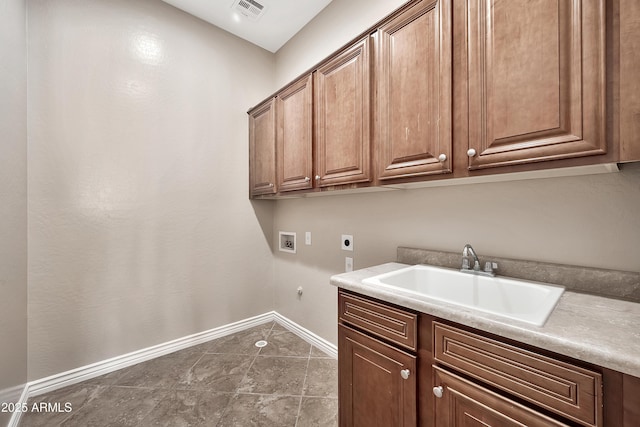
left=238, top=356, right=308, bottom=395
left=60, top=386, right=167, bottom=426
left=310, top=346, right=334, bottom=358
left=259, top=330, right=311, bottom=357
left=176, top=353, right=253, bottom=392
left=113, top=351, right=202, bottom=389
left=138, top=390, right=231, bottom=427
left=206, top=323, right=274, bottom=355
left=296, top=397, right=338, bottom=427
left=303, top=359, right=338, bottom=398
left=271, top=322, right=289, bottom=332
left=20, top=383, right=107, bottom=427
left=217, top=394, right=299, bottom=427
left=18, top=325, right=340, bottom=427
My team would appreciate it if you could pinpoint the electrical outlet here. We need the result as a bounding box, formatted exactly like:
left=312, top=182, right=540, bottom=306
left=341, top=234, right=353, bottom=251
left=345, top=257, right=353, bottom=272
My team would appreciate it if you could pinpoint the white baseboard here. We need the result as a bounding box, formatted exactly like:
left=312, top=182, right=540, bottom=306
left=0, top=384, right=25, bottom=407
left=6, top=385, right=29, bottom=427
left=273, top=313, right=337, bottom=358
left=10, top=310, right=336, bottom=427
left=27, top=311, right=276, bottom=399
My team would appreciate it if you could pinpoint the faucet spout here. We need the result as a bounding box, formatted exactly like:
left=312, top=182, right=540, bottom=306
left=462, top=244, right=480, bottom=271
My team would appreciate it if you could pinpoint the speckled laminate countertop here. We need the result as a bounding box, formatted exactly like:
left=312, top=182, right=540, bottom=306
left=330, top=262, right=640, bottom=378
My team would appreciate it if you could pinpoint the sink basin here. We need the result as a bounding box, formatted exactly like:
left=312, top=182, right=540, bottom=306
left=362, top=265, right=565, bottom=326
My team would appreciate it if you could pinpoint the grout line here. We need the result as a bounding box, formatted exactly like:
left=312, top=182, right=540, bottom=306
left=294, top=345, right=313, bottom=427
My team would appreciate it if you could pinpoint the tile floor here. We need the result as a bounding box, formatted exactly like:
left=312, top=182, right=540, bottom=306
left=19, top=322, right=338, bottom=427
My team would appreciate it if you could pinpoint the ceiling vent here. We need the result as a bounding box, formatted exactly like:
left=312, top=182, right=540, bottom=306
left=232, top=0, right=267, bottom=22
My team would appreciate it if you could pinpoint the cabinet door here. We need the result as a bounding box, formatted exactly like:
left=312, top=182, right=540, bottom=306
left=376, top=0, right=452, bottom=181
left=434, top=367, right=570, bottom=426
left=339, top=324, right=416, bottom=427
left=464, top=0, right=606, bottom=170
left=248, top=98, right=277, bottom=197
left=277, top=74, right=313, bottom=192
left=315, top=37, right=371, bottom=187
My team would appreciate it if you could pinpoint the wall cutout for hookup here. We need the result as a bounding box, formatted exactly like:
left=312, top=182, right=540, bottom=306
left=279, top=231, right=296, bottom=253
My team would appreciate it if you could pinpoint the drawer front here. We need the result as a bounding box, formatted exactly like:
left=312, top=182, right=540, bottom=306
left=339, top=290, right=417, bottom=351
left=434, top=322, right=602, bottom=427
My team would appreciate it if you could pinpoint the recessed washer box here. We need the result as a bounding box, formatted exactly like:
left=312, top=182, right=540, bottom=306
left=279, top=231, right=296, bottom=253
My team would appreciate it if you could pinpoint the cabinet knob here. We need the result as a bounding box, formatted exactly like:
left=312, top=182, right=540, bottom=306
left=438, top=154, right=447, bottom=162
left=400, top=369, right=410, bottom=380
left=467, top=148, right=477, bottom=157
left=304, top=176, right=310, bottom=182
left=315, top=175, right=321, bottom=180
left=433, top=386, right=444, bottom=398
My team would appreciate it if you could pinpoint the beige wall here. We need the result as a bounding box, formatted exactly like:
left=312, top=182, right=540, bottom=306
left=27, top=0, right=276, bottom=380
left=271, top=0, right=640, bottom=345
left=0, top=0, right=28, bottom=422
left=275, top=0, right=407, bottom=86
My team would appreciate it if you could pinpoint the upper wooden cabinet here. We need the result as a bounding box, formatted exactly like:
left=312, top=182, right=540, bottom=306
left=249, top=0, right=637, bottom=198
left=315, top=37, right=371, bottom=187
left=461, top=0, right=606, bottom=170
left=376, top=0, right=452, bottom=181
left=277, top=74, right=313, bottom=192
left=248, top=98, right=277, bottom=197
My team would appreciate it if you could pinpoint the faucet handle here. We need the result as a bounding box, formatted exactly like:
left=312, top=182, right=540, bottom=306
left=484, top=261, right=498, bottom=274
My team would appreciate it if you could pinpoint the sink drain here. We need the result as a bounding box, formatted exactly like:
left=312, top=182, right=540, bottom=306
left=255, top=340, right=268, bottom=348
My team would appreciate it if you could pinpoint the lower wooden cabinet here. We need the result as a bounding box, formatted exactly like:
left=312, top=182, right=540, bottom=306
left=338, top=324, right=417, bottom=427
left=338, top=289, right=639, bottom=427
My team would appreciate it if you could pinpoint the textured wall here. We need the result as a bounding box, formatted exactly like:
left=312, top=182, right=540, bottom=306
left=273, top=166, right=640, bottom=345
left=274, top=0, right=407, bottom=86
left=271, top=0, right=640, bottom=345
left=0, top=0, right=28, bottom=422
left=27, top=0, right=276, bottom=380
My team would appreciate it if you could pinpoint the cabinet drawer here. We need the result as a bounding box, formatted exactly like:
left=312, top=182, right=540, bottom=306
left=339, top=290, right=417, bottom=351
left=434, top=322, right=602, bottom=427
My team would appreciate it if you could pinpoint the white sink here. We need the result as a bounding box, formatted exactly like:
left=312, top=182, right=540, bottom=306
left=362, top=264, right=565, bottom=326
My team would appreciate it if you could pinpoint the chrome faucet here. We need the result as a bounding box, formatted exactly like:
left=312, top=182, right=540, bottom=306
left=462, top=244, right=480, bottom=271
left=461, top=244, right=497, bottom=276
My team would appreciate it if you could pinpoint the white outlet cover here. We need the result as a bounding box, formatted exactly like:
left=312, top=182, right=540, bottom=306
left=341, top=234, right=353, bottom=251
left=345, top=256, right=353, bottom=272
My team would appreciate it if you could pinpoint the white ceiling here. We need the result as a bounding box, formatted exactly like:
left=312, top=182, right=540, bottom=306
left=160, top=0, right=334, bottom=52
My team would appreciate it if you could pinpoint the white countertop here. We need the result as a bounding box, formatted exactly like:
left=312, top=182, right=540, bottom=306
left=330, top=262, right=640, bottom=378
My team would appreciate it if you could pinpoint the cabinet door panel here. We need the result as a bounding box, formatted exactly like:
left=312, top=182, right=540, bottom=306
left=315, top=37, right=371, bottom=187
left=339, top=324, right=416, bottom=427
left=377, top=0, right=452, bottom=180
left=434, top=367, right=570, bottom=427
left=277, top=74, right=313, bottom=192
left=466, top=0, right=606, bottom=169
left=248, top=98, right=276, bottom=196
